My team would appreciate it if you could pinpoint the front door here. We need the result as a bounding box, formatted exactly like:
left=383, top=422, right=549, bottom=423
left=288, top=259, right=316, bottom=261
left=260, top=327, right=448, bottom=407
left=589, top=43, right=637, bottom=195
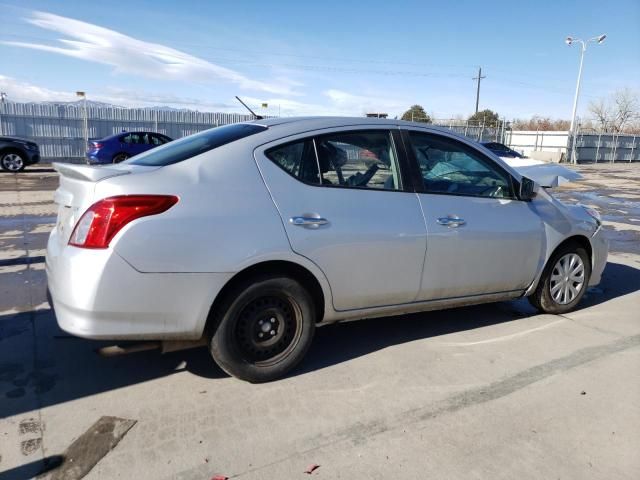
left=256, top=128, right=427, bottom=311
left=404, top=130, right=544, bottom=300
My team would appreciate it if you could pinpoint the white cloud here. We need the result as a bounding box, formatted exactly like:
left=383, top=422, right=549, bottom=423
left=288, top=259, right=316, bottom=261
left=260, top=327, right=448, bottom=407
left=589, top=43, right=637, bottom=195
left=243, top=90, right=408, bottom=117
left=0, top=75, right=77, bottom=103
left=2, top=11, right=297, bottom=95
left=0, top=75, right=235, bottom=110
left=0, top=75, right=408, bottom=118
left=324, top=89, right=406, bottom=114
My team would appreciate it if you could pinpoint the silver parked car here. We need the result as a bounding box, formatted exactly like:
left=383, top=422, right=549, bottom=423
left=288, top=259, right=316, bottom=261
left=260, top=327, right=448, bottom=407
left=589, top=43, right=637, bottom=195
left=46, top=117, right=607, bottom=382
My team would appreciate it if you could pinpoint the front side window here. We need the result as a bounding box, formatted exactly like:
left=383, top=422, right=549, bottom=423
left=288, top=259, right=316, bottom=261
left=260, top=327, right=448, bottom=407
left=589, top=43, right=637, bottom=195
left=409, top=131, right=513, bottom=198
left=266, top=130, right=402, bottom=191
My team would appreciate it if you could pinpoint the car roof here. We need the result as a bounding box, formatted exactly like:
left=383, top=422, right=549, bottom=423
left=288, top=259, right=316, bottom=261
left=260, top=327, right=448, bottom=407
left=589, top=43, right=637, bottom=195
left=249, top=116, right=444, bottom=129
left=241, top=116, right=458, bottom=143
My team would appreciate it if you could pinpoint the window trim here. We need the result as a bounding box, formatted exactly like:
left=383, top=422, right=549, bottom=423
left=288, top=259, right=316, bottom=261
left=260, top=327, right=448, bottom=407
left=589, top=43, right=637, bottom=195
left=401, top=128, right=521, bottom=200
left=264, top=128, right=415, bottom=194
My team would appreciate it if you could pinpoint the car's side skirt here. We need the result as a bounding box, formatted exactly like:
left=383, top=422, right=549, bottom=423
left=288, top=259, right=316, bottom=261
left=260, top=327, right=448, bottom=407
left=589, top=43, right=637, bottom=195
left=320, top=289, right=525, bottom=325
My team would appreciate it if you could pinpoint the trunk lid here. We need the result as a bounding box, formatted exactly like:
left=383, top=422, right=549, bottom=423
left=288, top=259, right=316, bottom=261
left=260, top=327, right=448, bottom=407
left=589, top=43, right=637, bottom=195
left=51, top=163, right=156, bottom=244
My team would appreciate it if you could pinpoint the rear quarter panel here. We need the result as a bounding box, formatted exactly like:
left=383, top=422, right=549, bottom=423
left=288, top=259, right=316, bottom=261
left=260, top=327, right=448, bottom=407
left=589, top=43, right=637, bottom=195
left=103, top=140, right=294, bottom=274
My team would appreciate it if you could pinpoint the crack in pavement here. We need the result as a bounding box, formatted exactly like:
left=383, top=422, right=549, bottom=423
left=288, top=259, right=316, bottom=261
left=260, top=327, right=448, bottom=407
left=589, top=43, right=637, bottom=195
left=182, top=333, right=640, bottom=480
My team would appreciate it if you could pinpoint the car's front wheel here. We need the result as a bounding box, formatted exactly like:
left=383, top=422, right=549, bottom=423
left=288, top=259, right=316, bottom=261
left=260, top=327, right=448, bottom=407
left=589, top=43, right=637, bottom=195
left=1, top=152, right=26, bottom=172
left=529, top=242, right=591, bottom=314
left=208, top=275, right=316, bottom=382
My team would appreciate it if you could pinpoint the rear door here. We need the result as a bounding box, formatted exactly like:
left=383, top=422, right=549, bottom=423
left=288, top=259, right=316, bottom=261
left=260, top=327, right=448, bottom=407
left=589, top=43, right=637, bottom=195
left=255, top=127, right=427, bottom=311
left=404, top=129, right=544, bottom=300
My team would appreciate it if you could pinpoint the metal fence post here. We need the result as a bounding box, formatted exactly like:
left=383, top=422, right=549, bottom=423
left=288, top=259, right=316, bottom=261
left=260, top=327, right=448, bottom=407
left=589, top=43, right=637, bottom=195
left=595, top=133, right=601, bottom=163
left=611, top=133, right=618, bottom=163
left=630, top=135, right=636, bottom=163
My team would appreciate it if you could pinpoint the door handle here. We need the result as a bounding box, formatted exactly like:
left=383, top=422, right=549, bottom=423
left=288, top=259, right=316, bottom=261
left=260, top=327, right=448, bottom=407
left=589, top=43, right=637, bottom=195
left=289, top=216, right=329, bottom=228
left=437, top=216, right=466, bottom=228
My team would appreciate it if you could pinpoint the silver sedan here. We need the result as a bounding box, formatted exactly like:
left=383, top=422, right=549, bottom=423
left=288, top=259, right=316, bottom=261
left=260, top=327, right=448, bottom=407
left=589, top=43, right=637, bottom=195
left=46, top=117, right=608, bottom=382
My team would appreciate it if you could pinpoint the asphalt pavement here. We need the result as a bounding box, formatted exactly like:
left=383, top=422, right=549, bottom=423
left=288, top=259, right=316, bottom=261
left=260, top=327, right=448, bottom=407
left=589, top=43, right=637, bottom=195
left=1, top=163, right=638, bottom=480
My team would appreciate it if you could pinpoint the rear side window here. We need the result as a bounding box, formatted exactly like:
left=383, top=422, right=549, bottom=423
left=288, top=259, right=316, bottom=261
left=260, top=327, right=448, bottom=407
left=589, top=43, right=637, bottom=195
left=127, top=123, right=267, bottom=166
left=266, top=139, right=320, bottom=184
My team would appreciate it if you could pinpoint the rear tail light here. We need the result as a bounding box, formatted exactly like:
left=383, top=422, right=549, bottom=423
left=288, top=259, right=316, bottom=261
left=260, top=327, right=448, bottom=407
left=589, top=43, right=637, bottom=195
left=90, top=142, right=103, bottom=149
left=69, top=195, right=179, bottom=249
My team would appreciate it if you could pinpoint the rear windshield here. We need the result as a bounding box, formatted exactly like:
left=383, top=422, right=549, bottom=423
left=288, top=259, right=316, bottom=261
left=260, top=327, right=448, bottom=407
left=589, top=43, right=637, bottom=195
left=126, top=123, right=267, bottom=166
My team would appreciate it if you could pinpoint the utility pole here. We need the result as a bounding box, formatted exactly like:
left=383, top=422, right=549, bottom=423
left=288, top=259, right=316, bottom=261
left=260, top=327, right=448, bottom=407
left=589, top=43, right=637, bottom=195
left=472, top=67, right=485, bottom=114
left=76, top=91, right=88, bottom=159
left=0, top=92, right=6, bottom=136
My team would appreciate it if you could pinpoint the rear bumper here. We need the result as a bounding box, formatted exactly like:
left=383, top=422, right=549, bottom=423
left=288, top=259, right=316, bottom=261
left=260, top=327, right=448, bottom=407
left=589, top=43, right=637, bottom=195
left=46, top=228, right=233, bottom=340
left=589, top=227, right=608, bottom=286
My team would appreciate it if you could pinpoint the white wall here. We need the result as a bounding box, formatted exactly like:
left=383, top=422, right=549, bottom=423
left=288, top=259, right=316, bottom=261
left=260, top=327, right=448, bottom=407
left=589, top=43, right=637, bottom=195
left=505, top=130, right=569, bottom=156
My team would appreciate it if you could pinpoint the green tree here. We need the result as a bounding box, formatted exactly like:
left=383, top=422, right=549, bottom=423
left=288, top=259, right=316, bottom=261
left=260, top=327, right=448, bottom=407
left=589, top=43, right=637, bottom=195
left=401, top=105, right=432, bottom=123
left=468, top=109, right=500, bottom=127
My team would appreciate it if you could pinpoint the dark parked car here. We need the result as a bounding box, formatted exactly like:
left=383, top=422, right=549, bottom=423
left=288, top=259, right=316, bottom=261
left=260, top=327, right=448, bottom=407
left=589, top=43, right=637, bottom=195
left=0, top=136, right=40, bottom=172
left=86, top=131, right=173, bottom=164
left=481, top=142, right=525, bottom=158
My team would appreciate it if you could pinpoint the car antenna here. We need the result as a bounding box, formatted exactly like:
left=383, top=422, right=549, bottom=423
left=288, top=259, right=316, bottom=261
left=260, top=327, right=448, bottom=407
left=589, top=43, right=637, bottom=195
left=235, top=96, right=264, bottom=120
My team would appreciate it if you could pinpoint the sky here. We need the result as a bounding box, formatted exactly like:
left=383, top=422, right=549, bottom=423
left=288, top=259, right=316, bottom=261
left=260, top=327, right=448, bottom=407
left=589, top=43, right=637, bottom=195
left=0, top=0, right=639, bottom=120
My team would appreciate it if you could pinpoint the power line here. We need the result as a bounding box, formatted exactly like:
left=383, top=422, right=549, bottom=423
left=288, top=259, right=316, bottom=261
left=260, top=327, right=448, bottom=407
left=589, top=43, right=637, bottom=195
left=0, top=33, right=602, bottom=98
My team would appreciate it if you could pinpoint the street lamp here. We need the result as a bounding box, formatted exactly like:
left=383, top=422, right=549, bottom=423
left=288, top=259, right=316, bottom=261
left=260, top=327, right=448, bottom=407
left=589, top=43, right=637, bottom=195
left=76, top=91, right=88, bottom=160
left=566, top=34, right=606, bottom=163
left=0, top=92, right=7, bottom=136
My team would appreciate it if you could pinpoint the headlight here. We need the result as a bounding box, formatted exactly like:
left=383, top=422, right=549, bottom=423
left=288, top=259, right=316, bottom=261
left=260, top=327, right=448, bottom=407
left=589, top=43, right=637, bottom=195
left=15, top=141, right=37, bottom=150
left=581, top=205, right=601, bottom=226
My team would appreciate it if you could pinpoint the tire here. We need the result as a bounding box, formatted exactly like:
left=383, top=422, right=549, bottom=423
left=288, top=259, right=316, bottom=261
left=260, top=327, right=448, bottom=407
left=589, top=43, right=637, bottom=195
left=208, top=275, right=316, bottom=383
left=112, top=153, right=129, bottom=163
left=1, top=151, right=26, bottom=172
left=528, top=242, right=591, bottom=314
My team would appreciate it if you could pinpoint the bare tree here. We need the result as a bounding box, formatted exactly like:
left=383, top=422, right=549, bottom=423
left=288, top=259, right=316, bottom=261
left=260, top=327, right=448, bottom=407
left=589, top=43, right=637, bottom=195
left=512, top=116, right=570, bottom=131
left=588, top=88, right=639, bottom=133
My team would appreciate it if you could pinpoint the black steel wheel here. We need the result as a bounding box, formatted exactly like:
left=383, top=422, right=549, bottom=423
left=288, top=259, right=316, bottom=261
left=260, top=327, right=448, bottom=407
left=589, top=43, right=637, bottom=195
left=208, top=275, right=316, bottom=382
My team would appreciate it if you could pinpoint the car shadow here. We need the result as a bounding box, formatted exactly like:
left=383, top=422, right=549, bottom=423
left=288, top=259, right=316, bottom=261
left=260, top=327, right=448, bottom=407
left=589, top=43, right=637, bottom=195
left=298, top=260, right=640, bottom=376
left=0, top=261, right=638, bottom=419
left=0, top=455, right=64, bottom=480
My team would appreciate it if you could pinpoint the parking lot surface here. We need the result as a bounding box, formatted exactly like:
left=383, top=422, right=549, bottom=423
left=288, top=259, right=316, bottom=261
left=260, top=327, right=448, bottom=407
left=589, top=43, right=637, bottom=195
left=1, top=163, right=639, bottom=479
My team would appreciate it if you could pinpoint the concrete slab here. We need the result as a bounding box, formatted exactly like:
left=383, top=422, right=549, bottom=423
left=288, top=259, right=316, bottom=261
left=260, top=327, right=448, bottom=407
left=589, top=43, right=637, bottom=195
left=0, top=164, right=638, bottom=480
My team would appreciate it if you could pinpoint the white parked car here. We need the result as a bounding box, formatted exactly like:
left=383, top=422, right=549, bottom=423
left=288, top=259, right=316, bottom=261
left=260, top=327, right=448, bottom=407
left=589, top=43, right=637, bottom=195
left=46, top=118, right=607, bottom=382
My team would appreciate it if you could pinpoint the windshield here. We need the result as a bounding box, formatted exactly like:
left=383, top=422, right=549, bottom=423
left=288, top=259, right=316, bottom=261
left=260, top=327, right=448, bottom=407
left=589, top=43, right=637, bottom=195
left=126, top=123, right=267, bottom=166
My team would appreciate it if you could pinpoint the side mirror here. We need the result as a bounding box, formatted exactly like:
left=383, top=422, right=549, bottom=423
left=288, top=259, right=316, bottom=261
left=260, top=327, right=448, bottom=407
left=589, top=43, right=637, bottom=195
left=519, top=176, right=539, bottom=201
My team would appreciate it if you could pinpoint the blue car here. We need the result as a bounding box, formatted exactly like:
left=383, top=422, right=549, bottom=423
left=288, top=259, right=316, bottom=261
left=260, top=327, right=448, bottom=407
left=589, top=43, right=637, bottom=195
left=86, top=131, right=173, bottom=164
left=481, top=142, right=525, bottom=158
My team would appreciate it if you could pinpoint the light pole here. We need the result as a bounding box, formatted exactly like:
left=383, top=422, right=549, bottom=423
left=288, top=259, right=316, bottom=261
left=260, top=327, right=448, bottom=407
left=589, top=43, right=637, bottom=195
left=0, top=92, right=7, bottom=136
left=76, top=91, right=88, bottom=159
left=566, top=34, right=606, bottom=163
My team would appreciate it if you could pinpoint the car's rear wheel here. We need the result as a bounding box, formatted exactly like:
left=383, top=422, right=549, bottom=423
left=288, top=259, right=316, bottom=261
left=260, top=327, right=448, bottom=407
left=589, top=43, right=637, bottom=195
left=208, top=275, right=316, bottom=382
left=1, top=152, right=26, bottom=172
left=112, top=153, right=129, bottom=163
left=528, top=242, right=591, bottom=314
